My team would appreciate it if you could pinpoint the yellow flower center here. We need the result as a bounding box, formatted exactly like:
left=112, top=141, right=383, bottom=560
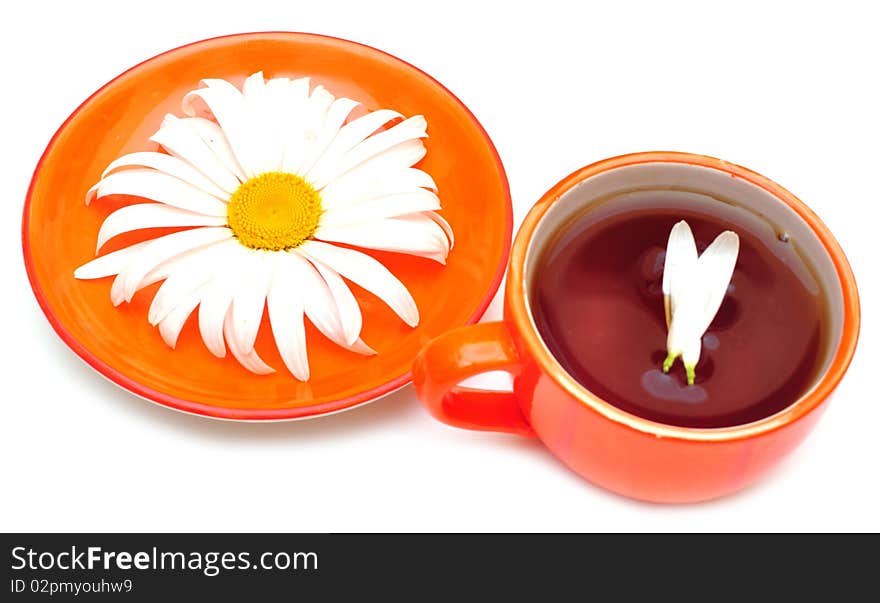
left=227, top=172, right=322, bottom=250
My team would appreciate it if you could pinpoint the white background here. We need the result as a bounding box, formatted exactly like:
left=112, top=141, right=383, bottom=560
left=2, top=0, right=877, bottom=532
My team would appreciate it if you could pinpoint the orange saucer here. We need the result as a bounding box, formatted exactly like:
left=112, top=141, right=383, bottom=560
left=22, top=32, right=512, bottom=420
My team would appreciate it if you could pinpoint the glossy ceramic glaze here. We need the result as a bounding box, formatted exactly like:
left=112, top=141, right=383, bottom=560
left=23, top=32, right=512, bottom=420
left=413, top=152, right=860, bottom=503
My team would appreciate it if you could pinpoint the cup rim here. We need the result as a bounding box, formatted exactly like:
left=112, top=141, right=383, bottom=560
left=507, top=151, right=861, bottom=442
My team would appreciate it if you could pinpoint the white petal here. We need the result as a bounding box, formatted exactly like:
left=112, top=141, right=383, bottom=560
left=692, top=231, right=740, bottom=335
left=223, top=306, right=275, bottom=375
left=158, top=286, right=203, bottom=349
left=242, top=71, right=265, bottom=97
left=681, top=336, right=703, bottom=374
left=288, top=77, right=312, bottom=98
left=96, top=204, right=227, bottom=252
left=182, top=78, right=244, bottom=126
left=92, top=170, right=228, bottom=216
left=309, top=116, right=428, bottom=189
left=663, top=220, right=698, bottom=327
left=265, top=76, right=290, bottom=89
left=249, top=76, right=291, bottom=174
left=298, top=96, right=360, bottom=175
left=181, top=117, right=247, bottom=183
left=663, top=223, right=740, bottom=384
left=198, top=279, right=233, bottom=358
left=318, top=190, right=441, bottom=229
left=277, top=252, right=369, bottom=353
left=307, top=109, right=401, bottom=176
left=279, top=78, right=317, bottom=174
left=387, top=214, right=451, bottom=263
left=314, top=214, right=449, bottom=264
left=662, top=220, right=698, bottom=296
left=118, top=239, right=233, bottom=305
left=151, top=115, right=242, bottom=193
left=263, top=78, right=292, bottom=111
left=117, top=227, right=233, bottom=303
left=320, top=166, right=437, bottom=211
left=110, top=274, right=127, bottom=307
left=327, top=108, right=403, bottom=153
left=664, top=320, right=701, bottom=385
left=182, top=78, right=256, bottom=178
left=98, top=151, right=229, bottom=200
left=241, top=72, right=280, bottom=175
left=424, top=211, right=455, bottom=249
left=229, top=250, right=271, bottom=354
left=310, top=261, right=361, bottom=346
left=668, top=230, right=739, bottom=344
left=316, top=139, right=428, bottom=196
left=109, top=244, right=202, bottom=307
left=298, top=240, right=419, bottom=327
left=347, top=338, right=377, bottom=355
left=74, top=241, right=152, bottom=280
left=147, top=244, right=222, bottom=325
left=353, top=139, right=427, bottom=172
left=282, top=85, right=335, bottom=176
left=266, top=256, right=309, bottom=380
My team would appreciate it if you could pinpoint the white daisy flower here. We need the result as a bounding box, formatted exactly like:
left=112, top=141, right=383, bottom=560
left=661, top=220, right=739, bottom=385
left=75, top=71, right=453, bottom=380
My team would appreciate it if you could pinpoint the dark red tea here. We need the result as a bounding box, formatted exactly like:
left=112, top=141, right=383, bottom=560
left=531, top=193, right=828, bottom=428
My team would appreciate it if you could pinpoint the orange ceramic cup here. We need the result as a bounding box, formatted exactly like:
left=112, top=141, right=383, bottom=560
left=413, top=152, right=860, bottom=503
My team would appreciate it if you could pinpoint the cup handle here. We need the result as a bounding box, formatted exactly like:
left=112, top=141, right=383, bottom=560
left=412, top=322, right=535, bottom=437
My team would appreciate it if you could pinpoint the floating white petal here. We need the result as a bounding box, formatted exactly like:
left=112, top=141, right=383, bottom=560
left=693, top=231, right=739, bottom=333
left=662, top=220, right=698, bottom=328
left=662, top=220, right=740, bottom=384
